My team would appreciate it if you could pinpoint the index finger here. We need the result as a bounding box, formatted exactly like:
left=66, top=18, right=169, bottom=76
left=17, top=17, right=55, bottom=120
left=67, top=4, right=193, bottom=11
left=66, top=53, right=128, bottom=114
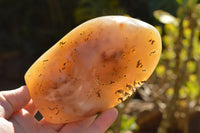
left=85, top=108, right=118, bottom=133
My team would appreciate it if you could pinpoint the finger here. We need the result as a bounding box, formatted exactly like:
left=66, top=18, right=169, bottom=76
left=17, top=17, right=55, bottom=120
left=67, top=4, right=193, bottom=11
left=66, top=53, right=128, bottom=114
left=9, top=108, right=57, bottom=133
left=85, top=108, right=118, bottom=133
left=9, top=109, right=38, bottom=133
left=40, top=118, right=65, bottom=131
left=59, top=115, right=97, bottom=133
left=24, top=99, right=38, bottom=116
left=0, top=117, right=15, bottom=133
left=0, top=86, right=30, bottom=119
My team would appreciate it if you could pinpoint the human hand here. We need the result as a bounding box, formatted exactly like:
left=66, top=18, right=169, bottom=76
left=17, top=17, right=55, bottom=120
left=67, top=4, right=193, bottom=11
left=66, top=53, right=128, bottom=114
left=0, top=86, right=118, bottom=133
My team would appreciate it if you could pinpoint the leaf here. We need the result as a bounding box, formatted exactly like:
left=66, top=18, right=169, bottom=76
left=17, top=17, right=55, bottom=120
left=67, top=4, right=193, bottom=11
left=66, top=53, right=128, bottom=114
left=162, top=49, right=176, bottom=60
left=186, top=75, right=199, bottom=100
left=121, top=115, right=138, bottom=131
left=167, top=88, right=174, bottom=98
left=176, top=0, right=187, bottom=5
left=186, top=61, right=196, bottom=73
left=155, top=26, right=162, bottom=35
left=153, top=10, right=178, bottom=25
left=156, top=65, right=166, bottom=77
left=163, top=35, right=173, bottom=47
left=194, top=4, right=200, bottom=18
left=187, top=0, right=198, bottom=9
left=179, top=87, right=187, bottom=99
left=164, top=23, right=178, bottom=36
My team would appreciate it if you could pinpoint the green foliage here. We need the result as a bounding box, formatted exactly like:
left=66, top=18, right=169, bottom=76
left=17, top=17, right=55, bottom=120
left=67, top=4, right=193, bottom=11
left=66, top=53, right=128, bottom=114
left=186, top=75, right=199, bottom=100
left=176, top=0, right=188, bottom=5
left=154, top=0, right=200, bottom=99
left=156, top=65, right=166, bottom=78
left=153, top=0, right=200, bottom=133
left=186, top=61, right=196, bottom=73
left=121, top=115, right=139, bottom=131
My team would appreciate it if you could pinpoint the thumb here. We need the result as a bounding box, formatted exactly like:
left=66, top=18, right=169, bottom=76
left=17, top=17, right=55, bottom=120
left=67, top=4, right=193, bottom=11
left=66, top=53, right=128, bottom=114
left=0, top=86, right=30, bottom=119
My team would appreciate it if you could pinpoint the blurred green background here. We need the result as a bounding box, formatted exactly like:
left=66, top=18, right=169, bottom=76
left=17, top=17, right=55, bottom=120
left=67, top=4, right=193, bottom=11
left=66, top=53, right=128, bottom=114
left=0, top=0, right=200, bottom=133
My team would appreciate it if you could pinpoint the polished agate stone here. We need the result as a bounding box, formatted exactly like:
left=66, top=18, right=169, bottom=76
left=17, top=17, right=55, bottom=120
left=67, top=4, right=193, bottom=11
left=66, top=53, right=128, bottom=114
left=25, top=16, right=162, bottom=124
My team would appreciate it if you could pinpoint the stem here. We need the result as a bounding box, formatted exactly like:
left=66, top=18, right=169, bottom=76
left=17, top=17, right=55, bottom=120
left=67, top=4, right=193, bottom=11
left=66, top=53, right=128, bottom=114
left=157, top=16, right=184, bottom=133
left=157, top=9, right=197, bottom=133
left=196, top=59, right=200, bottom=105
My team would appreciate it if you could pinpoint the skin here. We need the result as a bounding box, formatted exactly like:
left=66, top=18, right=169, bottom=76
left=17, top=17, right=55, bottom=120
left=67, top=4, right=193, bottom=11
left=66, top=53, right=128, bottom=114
left=0, top=86, right=118, bottom=133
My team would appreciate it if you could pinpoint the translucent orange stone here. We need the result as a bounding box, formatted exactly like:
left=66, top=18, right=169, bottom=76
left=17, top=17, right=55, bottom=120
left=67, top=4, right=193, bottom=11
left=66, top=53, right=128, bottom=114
left=25, top=16, right=162, bottom=124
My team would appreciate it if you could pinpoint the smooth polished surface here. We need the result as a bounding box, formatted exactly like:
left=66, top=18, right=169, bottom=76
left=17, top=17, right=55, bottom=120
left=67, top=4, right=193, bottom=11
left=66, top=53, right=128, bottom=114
left=25, top=16, right=162, bottom=124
